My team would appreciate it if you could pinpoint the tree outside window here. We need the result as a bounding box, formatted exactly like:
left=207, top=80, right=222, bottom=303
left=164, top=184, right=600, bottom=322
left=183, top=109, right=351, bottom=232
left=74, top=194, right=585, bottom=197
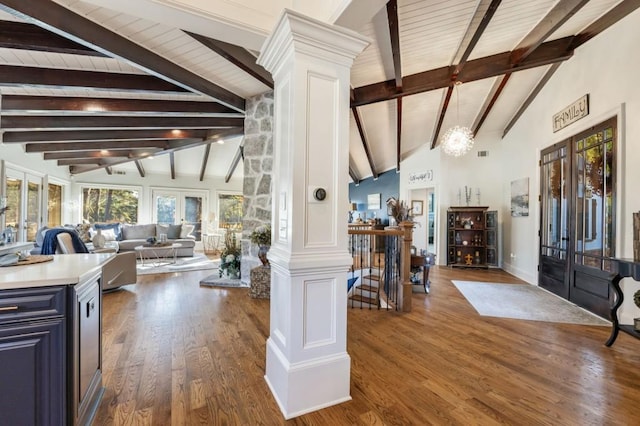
left=82, top=187, right=139, bottom=223
left=219, top=194, right=243, bottom=230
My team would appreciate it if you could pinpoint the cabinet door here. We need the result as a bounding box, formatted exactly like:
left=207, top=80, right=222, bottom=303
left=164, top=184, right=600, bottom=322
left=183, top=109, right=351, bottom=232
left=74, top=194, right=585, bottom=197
left=485, top=210, right=498, bottom=266
left=0, top=319, right=65, bottom=426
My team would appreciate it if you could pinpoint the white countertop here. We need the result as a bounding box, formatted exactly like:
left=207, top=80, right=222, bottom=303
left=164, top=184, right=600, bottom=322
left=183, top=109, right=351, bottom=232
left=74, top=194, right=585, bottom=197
left=0, top=253, right=114, bottom=290
left=0, top=241, right=34, bottom=256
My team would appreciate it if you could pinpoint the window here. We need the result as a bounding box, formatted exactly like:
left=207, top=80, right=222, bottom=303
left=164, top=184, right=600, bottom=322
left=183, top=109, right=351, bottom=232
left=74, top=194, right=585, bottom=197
left=48, top=183, right=63, bottom=227
left=82, top=186, right=139, bottom=223
left=218, top=193, right=243, bottom=230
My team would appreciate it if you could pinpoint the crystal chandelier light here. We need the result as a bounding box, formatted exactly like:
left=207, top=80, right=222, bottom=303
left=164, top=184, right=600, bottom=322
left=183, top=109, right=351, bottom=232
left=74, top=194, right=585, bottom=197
left=441, top=82, right=474, bottom=157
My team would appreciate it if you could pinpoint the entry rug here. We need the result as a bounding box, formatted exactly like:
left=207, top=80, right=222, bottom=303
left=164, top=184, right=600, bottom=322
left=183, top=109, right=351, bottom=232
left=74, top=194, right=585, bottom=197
left=137, top=253, right=219, bottom=275
left=200, top=274, right=249, bottom=288
left=452, top=281, right=610, bottom=326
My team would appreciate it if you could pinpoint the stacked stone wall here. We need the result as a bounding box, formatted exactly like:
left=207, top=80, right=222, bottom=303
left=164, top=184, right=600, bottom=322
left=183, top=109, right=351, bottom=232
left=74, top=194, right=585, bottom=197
left=241, top=92, right=273, bottom=284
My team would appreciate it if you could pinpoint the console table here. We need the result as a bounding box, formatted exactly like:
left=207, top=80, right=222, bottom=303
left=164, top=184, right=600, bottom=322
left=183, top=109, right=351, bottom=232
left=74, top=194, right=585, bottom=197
left=606, top=257, right=640, bottom=346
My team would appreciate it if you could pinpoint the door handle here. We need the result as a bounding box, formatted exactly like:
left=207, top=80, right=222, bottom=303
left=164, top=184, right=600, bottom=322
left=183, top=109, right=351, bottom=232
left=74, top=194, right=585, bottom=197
left=86, top=297, right=95, bottom=317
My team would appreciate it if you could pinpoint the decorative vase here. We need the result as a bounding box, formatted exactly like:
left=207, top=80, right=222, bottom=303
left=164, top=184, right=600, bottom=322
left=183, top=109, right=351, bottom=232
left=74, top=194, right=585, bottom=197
left=474, top=251, right=481, bottom=265
left=258, top=245, right=270, bottom=267
left=93, top=228, right=105, bottom=249
left=634, top=317, right=640, bottom=331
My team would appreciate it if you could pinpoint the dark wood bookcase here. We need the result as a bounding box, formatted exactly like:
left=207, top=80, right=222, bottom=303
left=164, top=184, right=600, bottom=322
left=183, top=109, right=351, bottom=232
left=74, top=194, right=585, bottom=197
left=446, top=206, right=498, bottom=268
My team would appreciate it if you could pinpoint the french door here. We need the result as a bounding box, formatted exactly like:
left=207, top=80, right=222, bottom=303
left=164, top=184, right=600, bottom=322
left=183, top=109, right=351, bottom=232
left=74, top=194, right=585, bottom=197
left=4, top=168, right=42, bottom=242
left=152, top=190, right=206, bottom=241
left=539, top=117, right=616, bottom=318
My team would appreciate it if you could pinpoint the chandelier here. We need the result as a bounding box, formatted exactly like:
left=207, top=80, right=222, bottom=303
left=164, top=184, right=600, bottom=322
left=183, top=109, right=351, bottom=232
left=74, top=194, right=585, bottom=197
left=441, top=82, right=474, bottom=157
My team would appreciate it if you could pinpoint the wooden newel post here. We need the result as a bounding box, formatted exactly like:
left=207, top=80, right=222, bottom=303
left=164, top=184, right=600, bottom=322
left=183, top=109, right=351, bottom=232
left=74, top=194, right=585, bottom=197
left=399, top=221, right=414, bottom=312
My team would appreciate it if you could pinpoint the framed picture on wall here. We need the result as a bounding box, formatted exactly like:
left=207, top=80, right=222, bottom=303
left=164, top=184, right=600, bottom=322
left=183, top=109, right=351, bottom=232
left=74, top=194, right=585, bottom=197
left=412, top=200, right=424, bottom=216
left=367, top=193, right=381, bottom=210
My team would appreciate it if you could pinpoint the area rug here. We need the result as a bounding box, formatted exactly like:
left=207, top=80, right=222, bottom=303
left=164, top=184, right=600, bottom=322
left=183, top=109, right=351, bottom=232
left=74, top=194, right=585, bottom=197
left=136, top=253, right=220, bottom=275
left=199, top=274, right=249, bottom=288
left=452, top=281, right=610, bottom=326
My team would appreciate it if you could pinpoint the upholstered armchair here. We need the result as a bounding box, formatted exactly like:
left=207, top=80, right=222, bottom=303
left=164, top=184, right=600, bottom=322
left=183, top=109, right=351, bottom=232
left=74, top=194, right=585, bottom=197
left=55, top=232, right=137, bottom=292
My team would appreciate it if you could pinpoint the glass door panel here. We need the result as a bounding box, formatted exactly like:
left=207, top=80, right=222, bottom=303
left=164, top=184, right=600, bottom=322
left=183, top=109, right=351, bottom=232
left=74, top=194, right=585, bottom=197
left=26, top=180, right=41, bottom=241
left=5, top=177, right=22, bottom=241
left=152, top=190, right=207, bottom=242
left=47, top=183, right=63, bottom=227
left=183, top=195, right=203, bottom=241
left=155, top=193, right=177, bottom=225
left=4, top=171, right=42, bottom=242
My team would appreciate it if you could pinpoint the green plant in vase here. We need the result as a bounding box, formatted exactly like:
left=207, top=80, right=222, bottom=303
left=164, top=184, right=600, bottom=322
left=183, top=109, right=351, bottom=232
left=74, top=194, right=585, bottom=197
left=219, top=230, right=241, bottom=279
left=250, top=224, right=271, bottom=267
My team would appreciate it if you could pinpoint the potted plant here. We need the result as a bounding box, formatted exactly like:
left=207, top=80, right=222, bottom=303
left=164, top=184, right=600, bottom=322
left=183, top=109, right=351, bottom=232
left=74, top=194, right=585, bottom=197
left=219, top=229, right=241, bottom=279
left=385, top=198, right=413, bottom=224
left=634, top=289, right=640, bottom=331
left=250, top=224, right=271, bottom=267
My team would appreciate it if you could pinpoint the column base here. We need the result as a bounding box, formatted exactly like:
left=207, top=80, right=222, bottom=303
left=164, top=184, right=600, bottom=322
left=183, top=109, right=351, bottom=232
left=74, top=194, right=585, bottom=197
left=264, top=337, right=351, bottom=419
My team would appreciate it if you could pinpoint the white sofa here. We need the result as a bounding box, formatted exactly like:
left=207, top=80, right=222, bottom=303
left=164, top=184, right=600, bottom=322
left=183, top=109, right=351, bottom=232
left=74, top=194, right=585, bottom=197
left=116, top=223, right=196, bottom=257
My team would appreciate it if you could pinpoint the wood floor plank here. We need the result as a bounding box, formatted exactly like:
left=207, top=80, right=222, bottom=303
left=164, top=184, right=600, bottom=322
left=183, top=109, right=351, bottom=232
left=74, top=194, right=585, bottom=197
left=93, top=265, right=640, bottom=425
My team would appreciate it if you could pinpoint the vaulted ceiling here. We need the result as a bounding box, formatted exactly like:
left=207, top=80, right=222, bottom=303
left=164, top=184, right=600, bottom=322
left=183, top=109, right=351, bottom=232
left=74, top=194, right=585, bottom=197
left=0, top=0, right=637, bottom=182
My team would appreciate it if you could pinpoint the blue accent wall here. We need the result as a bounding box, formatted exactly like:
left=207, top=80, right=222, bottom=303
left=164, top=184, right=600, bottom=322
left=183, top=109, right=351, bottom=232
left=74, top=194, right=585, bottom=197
left=348, top=170, right=399, bottom=225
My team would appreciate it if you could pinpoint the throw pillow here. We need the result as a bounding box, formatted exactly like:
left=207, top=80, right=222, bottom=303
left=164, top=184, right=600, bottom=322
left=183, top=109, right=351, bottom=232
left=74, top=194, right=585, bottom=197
left=122, top=223, right=156, bottom=240
left=94, top=222, right=122, bottom=241
left=167, top=224, right=181, bottom=239
left=100, top=229, right=117, bottom=242
left=180, top=224, right=195, bottom=238
left=156, top=224, right=170, bottom=237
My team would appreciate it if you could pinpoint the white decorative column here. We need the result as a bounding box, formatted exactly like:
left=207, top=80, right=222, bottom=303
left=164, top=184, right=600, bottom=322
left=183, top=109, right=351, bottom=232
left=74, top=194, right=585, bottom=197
left=257, top=10, right=369, bottom=419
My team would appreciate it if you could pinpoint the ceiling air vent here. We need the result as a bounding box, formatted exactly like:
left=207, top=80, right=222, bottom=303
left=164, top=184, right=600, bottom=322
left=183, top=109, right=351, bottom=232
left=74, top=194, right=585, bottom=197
left=477, top=150, right=489, bottom=157
left=113, top=170, right=127, bottom=175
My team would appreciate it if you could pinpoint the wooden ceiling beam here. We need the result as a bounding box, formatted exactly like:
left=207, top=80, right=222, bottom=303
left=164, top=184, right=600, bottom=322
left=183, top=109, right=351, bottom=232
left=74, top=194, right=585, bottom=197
left=471, top=1, right=585, bottom=139
left=1, top=95, right=237, bottom=114
left=43, top=149, right=158, bottom=160
left=1, top=115, right=244, bottom=130
left=352, top=107, right=378, bottom=180
left=396, top=97, right=402, bottom=171
left=430, top=86, right=454, bottom=150
left=430, top=0, right=501, bottom=149
left=501, top=0, right=640, bottom=138
left=225, top=143, right=244, bottom=183
left=68, top=128, right=243, bottom=175
left=351, top=36, right=574, bottom=107
left=472, top=73, right=512, bottom=136
left=4, top=128, right=213, bottom=143
left=135, top=160, right=146, bottom=178
left=0, top=0, right=245, bottom=112
left=502, top=63, right=562, bottom=138
left=0, top=64, right=188, bottom=93
left=185, top=31, right=273, bottom=89
left=452, top=0, right=502, bottom=76
left=199, top=143, right=212, bottom=182
left=26, top=140, right=185, bottom=153
left=386, top=0, right=402, bottom=90
left=570, top=0, right=640, bottom=49
left=510, top=0, right=588, bottom=64
left=0, top=20, right=103, bottom=56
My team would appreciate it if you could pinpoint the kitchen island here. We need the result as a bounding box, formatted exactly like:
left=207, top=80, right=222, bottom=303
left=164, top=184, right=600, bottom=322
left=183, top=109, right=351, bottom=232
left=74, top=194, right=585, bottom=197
left=0, top=253, right=113, bottom=425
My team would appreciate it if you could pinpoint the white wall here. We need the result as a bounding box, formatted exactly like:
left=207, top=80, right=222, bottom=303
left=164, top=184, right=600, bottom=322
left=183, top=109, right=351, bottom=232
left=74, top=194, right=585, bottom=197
left=399, top=8, right=640, bottom=323
left=1, top=144, right=72, bottom=180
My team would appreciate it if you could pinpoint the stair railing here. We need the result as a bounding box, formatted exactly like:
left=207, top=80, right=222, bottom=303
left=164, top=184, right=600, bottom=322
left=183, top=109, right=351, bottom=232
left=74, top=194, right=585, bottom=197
left=347, top=221, right=413, bottom=312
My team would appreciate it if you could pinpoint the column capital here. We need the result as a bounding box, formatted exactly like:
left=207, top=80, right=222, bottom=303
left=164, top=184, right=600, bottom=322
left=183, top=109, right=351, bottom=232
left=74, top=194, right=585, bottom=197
left=257, top=9, right=369, bottom=75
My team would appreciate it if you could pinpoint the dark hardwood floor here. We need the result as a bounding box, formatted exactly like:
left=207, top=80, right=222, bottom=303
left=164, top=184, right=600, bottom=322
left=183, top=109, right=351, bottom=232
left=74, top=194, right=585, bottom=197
left=94, top=265, right=640, bottom=425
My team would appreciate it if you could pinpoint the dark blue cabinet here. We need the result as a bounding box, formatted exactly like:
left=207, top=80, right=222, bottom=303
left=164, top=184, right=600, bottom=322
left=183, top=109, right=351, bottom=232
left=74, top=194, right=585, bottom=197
left=0, top=287, right=66, bottom=426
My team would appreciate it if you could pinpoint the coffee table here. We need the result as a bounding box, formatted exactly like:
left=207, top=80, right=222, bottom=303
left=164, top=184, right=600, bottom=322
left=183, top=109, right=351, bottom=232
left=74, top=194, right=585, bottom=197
left=134, top=243, right=182, bottom=266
